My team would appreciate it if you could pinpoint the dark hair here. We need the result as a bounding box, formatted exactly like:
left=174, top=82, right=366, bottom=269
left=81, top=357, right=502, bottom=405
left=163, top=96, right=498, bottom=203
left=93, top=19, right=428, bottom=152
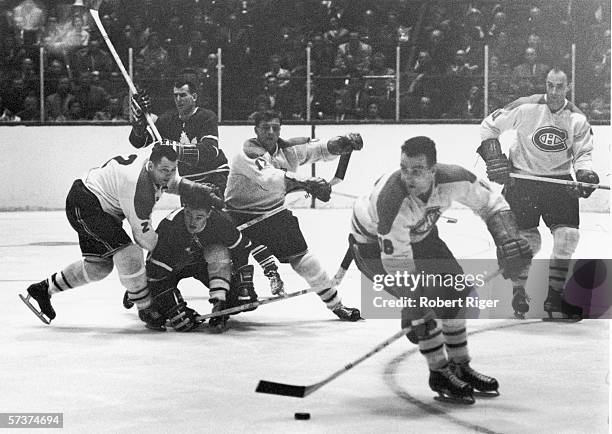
left=182, top=189, right=212, bottom=211
left=150, top=144, right=178, bottom=163
left=253, top=110, right=281, bottom=127
left=173, top=77, right=198, bottom=94
left=401, top=136, right=437, bottom=166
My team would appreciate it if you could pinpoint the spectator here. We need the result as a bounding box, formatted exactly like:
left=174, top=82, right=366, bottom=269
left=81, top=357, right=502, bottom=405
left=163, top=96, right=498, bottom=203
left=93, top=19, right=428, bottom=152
left=489, top=31, right=517, bottom=67
left=364, top=100, right=382, bottom=120
left=93, top=96, right=128, bottom=121
left=339, top=75, right=369, bottom=118
left=326, top=97, right=353, bottom=121
left=310, top=33, right=336, bottom=76
left=333, top=31, right=372, bottom=76
left=447, top=49, right=478, bottom=76
left=45, top=75, right=73, bottom=121
left=247, top=94, right=272, bottom=121
left=16, top=94, right=40, bottom=121
left=323, top=16, right=349, bottom=47
left=72, top=37, right=113, bottom=75
left=124, top=15, right=150, bottom=52
left=487, top=10, right=507, bottom=40
left=66, top=15, right=90, bottom=50
left=174, top=29, right=209, bottom=70
left=511, top=47, right=550, bottom=95
left=263, top=54, right=291, bottom=89
left=138, top=31, right=170, bottom=79
left=446, top=85, right=483, bottom=119
left=65, top=98, right=86, bottom=120
left=200, top=53, right=219, bottom=109
left=365, top=52, right=395, bottom=100
left=0, top=94, right=20, bottom=121
left=70, top=71, right=109, bottom=119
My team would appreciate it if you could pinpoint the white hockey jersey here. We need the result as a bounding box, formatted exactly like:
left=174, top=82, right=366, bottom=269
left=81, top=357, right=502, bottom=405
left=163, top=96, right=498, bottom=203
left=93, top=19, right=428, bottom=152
left=84, top=150, right=180, bottom=251
left=480, top=95, right=593, bottom=176
left=351, top=164, right=509, bottom=275
left=225, top=136, right=336, bottom=213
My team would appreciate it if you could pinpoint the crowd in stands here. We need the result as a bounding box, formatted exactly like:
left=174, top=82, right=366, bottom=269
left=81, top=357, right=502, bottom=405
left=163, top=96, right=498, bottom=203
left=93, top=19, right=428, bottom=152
left=0, top=0, right=609, bottom=122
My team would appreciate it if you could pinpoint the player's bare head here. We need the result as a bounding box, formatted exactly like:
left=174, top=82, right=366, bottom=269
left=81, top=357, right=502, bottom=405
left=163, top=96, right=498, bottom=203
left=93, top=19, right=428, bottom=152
left=173, top=76, right=198, bottom=115
left=148, top=145, right=178, bottom=186
left=545, top=68, right=569, bottom=111
left=400, top=136, right=436, bottom=196
left=254, top=110, right=282, bottom=151
left=183, top=191, right=212, bottom=233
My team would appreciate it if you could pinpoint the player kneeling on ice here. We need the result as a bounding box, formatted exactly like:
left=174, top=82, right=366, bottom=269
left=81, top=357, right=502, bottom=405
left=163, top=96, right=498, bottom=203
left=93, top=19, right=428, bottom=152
left=145, top=185, right=261, bottom=332
left=349, top=136, right=532, bottom=403
left=224, top=110, right=363, bottom=321
left=20, top=145, right=223, bottom=330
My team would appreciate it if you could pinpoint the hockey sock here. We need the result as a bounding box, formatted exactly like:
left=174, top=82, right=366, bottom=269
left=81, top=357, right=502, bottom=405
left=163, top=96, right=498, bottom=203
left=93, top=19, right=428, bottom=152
left=442, top=319, right=470, bottom=364
left=290, top=252, right=340, bottom=309
left=549, top=227, right=579, bottom=293
left=251, top=244, right=277, bottom=272
left=511, top=228, right=540, bottom=289
left=203, top=244, right=232, bottom=300
left=113, top=244, right=149, bottom=309
left=47, top=257, right=113, bottom=295
left=417, top=319, right=448, bottom=371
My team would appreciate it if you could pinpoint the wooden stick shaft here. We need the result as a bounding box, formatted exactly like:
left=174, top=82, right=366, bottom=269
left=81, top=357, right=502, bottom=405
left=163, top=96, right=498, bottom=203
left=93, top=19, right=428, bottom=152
left=510, top=173, right=610, bottom=190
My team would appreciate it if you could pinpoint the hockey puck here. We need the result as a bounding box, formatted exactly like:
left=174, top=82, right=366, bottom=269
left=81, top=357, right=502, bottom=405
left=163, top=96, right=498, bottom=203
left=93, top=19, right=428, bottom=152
left=294, top=412, right=310, bottom=420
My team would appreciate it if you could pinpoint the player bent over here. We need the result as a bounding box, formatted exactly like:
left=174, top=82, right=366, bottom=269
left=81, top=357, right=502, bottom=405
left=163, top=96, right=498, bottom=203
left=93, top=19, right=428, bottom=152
left=349, top=137, right=532, bottom=403
left=21, top=145, right=222, bottom=330
left=128, top=82, right=284, bottom=299
left=478, top=67, right=598, bottom=320
left=224, top=110, right=363, bottom=321
left=146, top=186, right=264, bottom=332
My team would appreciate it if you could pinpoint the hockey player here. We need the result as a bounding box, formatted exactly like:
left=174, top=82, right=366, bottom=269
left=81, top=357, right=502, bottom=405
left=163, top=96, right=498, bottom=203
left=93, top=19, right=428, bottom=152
left=478, top=67, right=598, bottom=320
left=20, top=145, right=222, bottom=330
left=129, top=78, right=284, bottom=301
left=146, top=186, right=258, bottom=332
left=225, top=110, right=363, bottom=321
left=349, top=136, right=532, bottom=403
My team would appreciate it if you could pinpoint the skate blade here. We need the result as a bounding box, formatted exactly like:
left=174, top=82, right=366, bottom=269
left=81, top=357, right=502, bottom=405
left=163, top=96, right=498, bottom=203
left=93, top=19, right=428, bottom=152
left=434, top=393, right=475, bottom=405
left=473, top=390, right=500, bottom=398
left=19, top=294, right=51, bottom=325
left=513, top=312, right=526, bottom=320
left=542, top=311, right=582, bottom=323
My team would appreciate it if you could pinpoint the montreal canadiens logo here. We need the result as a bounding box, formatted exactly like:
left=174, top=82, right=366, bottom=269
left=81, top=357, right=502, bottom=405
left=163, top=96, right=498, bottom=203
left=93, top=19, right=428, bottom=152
left=411, top=207, right=442, bottom=236
left=532, top=126, right=568, bottom=152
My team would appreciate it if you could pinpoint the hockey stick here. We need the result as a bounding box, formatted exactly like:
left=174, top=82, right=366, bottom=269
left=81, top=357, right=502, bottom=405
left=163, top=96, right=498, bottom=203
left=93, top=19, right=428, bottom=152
left=331, top=244, right=353, bottom=287
left=510, top=173, right=610, bottom=191
left=255, top=269, right=502, bottom=398
left=89, top=9, right=162, bottom=142
left=256, top=326, right=412, bottom=397
left=195, top=286, right=319, bottom=321
left=233, top=152, right=356, bottom=231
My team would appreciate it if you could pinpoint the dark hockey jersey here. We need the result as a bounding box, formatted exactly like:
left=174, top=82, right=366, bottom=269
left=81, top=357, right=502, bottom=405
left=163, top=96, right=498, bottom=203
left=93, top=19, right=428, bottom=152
left=130, top=107, right=229, bottom=191
left=147, top=208, right=243, bottom=281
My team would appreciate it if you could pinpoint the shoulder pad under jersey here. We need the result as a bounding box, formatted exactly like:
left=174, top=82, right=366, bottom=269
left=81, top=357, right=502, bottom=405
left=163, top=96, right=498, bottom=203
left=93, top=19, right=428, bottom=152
left=503, top=94, right=545, bottom=111
left=278, top=137, right=314, bottom=149
left=376, top=170, right=407, bottom=236
left=134, top=165, right=157, bottom=220
left=243, top=138, right=267, bottom=159
left=435, top=163, right=476, bottom=185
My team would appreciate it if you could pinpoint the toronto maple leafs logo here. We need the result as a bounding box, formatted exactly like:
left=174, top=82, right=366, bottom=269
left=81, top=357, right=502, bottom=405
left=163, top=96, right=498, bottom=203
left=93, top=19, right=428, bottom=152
left=532, top=126, right=568, bottom=152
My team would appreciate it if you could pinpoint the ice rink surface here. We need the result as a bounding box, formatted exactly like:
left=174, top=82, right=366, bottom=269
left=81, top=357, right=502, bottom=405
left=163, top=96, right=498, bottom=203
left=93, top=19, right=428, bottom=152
left=0, top=208, right=609, bottom=433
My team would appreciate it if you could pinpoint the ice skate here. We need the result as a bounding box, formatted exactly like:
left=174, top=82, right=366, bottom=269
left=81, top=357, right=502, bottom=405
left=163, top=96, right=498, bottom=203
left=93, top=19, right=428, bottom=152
left=20, top=280, right=55, bottom=324
left=512, top=286, right=530, bottom=319
left=265, top=268, right=286, bottom=297
left=138, top=306, right=167, bottom=331
left=429, top=365, right=475, bottom=404
left=332, top=303, right=362, bottom=321
left=543, top=287, right=582, bottom=322
left=122, top=290, right=134, bottom=309
left=208, top=299, right=229, bottom=333
left=451, top=361, right=499, bottom=397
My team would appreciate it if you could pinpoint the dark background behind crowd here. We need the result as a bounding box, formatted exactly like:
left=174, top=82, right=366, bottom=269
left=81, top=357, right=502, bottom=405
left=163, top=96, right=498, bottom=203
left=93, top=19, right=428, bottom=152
left=0, top=0, right=609, bottom=122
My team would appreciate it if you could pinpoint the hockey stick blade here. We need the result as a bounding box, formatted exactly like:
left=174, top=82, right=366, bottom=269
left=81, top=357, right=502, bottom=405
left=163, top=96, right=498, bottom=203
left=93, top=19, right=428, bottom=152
left=19, top=294, right=51, bottom=324
left=255, top=381, right=308, bottom=398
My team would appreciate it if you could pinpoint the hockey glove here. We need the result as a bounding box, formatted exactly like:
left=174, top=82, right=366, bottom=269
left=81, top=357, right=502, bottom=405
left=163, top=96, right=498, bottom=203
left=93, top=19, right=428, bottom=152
left=477, top=138, right=511, bottom=184
left=179, top=179, right=225, bottom=209
left=130, top=88, right=152, bottom=133
left=327, top=133, right=364, bottom=155
left=285, top=174, right=332, bottom=202
left=568, top=169, right=600, bottom=198
left=166, top=301, right=200, bottom=332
